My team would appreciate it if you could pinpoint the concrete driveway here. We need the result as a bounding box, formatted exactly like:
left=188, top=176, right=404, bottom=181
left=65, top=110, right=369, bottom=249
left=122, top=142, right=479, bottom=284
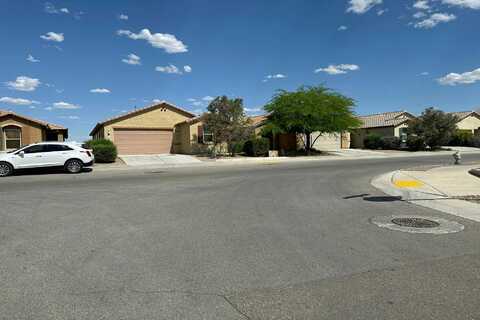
left=119, top=154, right=202, bottom=167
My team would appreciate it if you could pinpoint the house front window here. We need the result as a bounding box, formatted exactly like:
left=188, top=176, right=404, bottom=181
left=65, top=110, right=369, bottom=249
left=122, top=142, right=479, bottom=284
left=399, top=127, right=408, bottom=143
left=203, top=126, right=214, bottom=143
left=3, top=126, right=22, bottom=150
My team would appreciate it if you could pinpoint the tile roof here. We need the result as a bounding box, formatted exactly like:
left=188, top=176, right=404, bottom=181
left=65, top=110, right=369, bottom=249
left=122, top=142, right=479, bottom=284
left=0, top=109, right=66, bottom=130
left=357, top=111, right=414, bottom=129
left=90, top=101, right=196, bottom=136
left=249, top=114, right=268, bottom=128
left=448, top=111, right=480, bottom=121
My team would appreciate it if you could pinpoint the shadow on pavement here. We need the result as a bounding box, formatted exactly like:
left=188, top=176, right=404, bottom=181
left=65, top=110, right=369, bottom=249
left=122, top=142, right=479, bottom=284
left=363, top=196, right=403, bottom=202
left=12, top=167, right=93, bottom=177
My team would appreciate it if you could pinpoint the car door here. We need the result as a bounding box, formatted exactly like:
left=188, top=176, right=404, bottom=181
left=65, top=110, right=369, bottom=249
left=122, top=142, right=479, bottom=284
left=43, top=144, right=73, bottom=166
left=13, top=145, right=48, bottom=168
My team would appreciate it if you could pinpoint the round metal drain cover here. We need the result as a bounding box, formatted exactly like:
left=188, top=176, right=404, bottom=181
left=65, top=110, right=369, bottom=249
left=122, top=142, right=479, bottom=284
left=371, top=215, right=464, bottom=234
left=391, top=217, right=440, bottom=228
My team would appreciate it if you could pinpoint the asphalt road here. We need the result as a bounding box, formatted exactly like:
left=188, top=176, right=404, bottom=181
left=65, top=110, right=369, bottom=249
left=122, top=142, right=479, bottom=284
left=1, top=154, right=480, bottom=320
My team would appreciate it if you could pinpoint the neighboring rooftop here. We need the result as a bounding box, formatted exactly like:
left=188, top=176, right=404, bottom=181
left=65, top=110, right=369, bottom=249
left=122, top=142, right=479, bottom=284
left=358, top=111, right=414, bottom=129
left=448, top=111, right=480, bottom=121
left=0, top=109, right=66, bottom=130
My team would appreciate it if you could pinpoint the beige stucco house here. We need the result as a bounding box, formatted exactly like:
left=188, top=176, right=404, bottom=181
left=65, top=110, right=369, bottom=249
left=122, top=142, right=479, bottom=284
left=0, top=110, right=67, bottom=151
left=90, top=101, right=196, bottom=155
left=449, top=111, right=480, bottom=135
left=349, top=111, right=415, bottom=149
left=251, top=114, right=351, bottom=153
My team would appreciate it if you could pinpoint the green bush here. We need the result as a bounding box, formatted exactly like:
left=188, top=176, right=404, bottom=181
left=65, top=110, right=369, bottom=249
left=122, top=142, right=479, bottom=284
left=229, top=141, right=245, bottom=156
left=449, top=131, right=474, bottom=146
left=364, top=134, right=382, bottom=149
left=243, top=137, right=270, bottom=157
left=380, top=136, right=401, bottom=150
left=83, top=139, right=118, bottom=163
left=406, top=135, right=426, bottom=151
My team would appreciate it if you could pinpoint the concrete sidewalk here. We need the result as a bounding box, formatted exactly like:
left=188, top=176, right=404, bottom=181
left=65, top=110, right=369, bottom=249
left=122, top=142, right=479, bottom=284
left=372, top=164, right=480, bottom=222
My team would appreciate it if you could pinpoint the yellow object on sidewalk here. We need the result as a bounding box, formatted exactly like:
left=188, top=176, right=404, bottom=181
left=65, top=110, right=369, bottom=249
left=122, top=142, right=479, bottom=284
left=394, top=180, right=424, bottom=188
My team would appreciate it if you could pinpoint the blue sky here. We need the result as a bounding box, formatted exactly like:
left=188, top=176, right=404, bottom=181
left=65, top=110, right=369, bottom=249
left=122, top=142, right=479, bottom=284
left=1, top=0, right=479, bottom=141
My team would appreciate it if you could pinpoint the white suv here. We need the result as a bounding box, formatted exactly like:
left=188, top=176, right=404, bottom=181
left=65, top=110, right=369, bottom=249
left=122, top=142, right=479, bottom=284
left=0, top=142, right=94, bottom=177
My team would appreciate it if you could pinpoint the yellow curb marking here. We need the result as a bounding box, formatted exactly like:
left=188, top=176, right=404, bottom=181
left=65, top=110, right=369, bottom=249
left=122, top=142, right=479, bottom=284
left=393, top=180, right=424, bottom=188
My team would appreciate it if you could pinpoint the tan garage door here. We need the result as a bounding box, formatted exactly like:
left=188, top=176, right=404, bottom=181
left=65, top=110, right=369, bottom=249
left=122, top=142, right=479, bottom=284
left=114, top=129, right=173, bottom=155
left=311, top=132, right=342, bottom=151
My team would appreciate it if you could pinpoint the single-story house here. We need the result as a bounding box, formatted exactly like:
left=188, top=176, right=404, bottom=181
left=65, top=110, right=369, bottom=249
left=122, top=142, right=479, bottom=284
left=0, top=109, right=67, bottom=151
left=251, top=114, right=351, bottom=153
left=350, top=111, right=415, bottom=149
left=448, top=111, right=480, bottom=135
left=90, top=101, right=196, bottom=155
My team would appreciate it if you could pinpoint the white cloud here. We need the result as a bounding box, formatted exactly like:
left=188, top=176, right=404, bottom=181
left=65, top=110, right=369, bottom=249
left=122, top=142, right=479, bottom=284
left=0, top=97, right=40, bottom=106
left=202, top=96, right=214, bottom=101
left=420, top=71, right=430, bottom=76
left=192, top=101, right=203, bottom=106
left=414, top=12, right=456, bottom=28
left=441, top=0, right=480, bottom=9
left=26, top=54, right=40, bottom=63
left=60, top=115, right=79, bottom=120
left=263, top=74, right=287, bottom=82
left=347, top=0, right=383, bottom=14
left=40, top=32, right=64, bottom=42
left=338, top=25, right=348, bottom=31
left=413, top=11, right=427, bottom=18
left=183, top=65, right=192, bottom=73
left=155, top=64, right=182, bottom=74
left=5, top=76, right=40, bottom=92
left=438, top=67, right=480, bottom=85
left=45, top=107, right=53, bottom=111
left=377, top=9, right=387, bottom=15
left=244, top=107, right=262, bottom=114
left=118, top=14, right=129, bottom=20
left=117, top=29, right=188, bottom=53
left=315, top=64, right=360, bottom=75
left=413, top=0, right=430, bottom=9
left=53, top=101, right=81, bottom=109
left=122, top=53, right=141, bottom=65
left=187, top=98, right=197, bottom=102
left=90, top=88, right=111, bottom=94
left=44, top=2, right=69, bottom=14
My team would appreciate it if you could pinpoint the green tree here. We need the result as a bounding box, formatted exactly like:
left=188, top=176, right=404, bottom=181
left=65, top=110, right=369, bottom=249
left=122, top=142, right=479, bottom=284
left=263, top=85, right=361, bottom=152
left=204, top=96, right=252, bottom=157
left=408, top=108, right=458, bottom=150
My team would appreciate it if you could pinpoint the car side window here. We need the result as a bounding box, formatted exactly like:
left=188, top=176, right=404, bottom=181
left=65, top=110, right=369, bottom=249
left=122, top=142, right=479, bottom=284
left=46, top=145, right=73, bottom=152
left=22, top=145, right=46, bottom=154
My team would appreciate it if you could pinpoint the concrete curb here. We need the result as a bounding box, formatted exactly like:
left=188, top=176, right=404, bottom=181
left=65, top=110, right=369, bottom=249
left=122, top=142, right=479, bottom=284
left=371, top=171, right=480, bottom=223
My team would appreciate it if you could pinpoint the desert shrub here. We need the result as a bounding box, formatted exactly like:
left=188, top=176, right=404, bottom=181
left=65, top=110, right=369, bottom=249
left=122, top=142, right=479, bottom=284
left=229, top=141, right=246, bottom=156
left=83, top=139, right=117, bottom=163
left=449, top=131, right=474, bottom=146
left=380, top=136, right=401, bottom=150
left=406, top=135, right=426, bottom=151
left=364, top=134, right=382, bottom=149
left=243, top=137, right=270, bottom=157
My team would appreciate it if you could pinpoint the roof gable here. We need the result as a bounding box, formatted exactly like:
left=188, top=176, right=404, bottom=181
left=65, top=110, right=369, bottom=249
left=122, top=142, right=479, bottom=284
left=357, top=111, right=415, bottom=129
left=90, top=101, right=196, bottom=136
left=448, top=111, right=480, bottom=122
left=0, top=109, right=66, bottom=130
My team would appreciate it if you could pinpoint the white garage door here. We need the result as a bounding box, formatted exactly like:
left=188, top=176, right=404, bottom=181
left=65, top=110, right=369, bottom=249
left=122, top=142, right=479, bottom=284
left=114, top=129, right=173, bottom=155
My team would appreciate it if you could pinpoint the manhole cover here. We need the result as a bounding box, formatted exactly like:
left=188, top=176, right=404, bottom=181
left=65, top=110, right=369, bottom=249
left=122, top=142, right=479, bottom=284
left=371, top=215, right=464, bottom=234
left=391, top=217, right=440, bottom=228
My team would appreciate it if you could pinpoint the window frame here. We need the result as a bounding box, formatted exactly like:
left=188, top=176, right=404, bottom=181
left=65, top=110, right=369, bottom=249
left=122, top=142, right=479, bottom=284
left=3, top=126, right=22, bottom=150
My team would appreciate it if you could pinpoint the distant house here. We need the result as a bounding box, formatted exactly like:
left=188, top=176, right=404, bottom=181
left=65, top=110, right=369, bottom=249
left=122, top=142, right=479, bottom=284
left=0, top=109, right=67, bottom=151
left=90, top=101, right=196, bottom=155
left=350, top=111, right=415, bottom=149
left=252, top=114, right=351, bottom=153
left=448, top=111, right=480, bottom=135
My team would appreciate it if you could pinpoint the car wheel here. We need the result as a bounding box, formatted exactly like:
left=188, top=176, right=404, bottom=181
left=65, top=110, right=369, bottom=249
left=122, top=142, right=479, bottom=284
left=65, top=159, right=83, bottom=174
left=0, top=162, right=13, bottom=177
